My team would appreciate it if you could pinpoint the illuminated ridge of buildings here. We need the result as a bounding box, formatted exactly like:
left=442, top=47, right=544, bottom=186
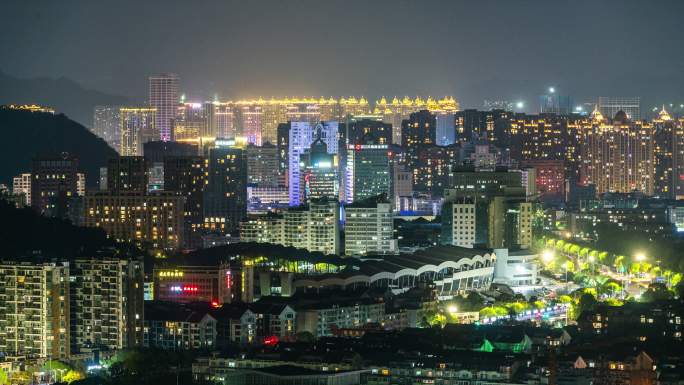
left=3, top=104, right=56, bottom=113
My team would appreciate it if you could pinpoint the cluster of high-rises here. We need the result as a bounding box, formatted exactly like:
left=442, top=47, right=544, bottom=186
left=5, top=76, right=680, bottom=261
left=0, top=258, right=144, bottom=360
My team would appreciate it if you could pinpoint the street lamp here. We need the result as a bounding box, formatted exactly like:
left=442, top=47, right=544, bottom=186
left=541, top=250, right=554, bottom=264
left=635, top=253, right=646, bottom=262
left=447, top=305, right=458, bottom=314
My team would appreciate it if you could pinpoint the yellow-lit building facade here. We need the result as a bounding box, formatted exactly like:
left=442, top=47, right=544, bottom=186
left=84, top=192, right=185, bottom=250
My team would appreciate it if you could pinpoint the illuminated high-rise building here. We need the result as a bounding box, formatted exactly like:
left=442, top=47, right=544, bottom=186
left=344, top=199, right=396, bottom=256
left=120, top=107, right=156, bottom=156
left=107, top=156, right=149, bottom=193
left=340, top=96, right=371, bottom=118
left=31, top=153, right=80, bottom=218
left=212, top=102, right=236, bottom=138
left=12, top=172, right=32, bottom=205
left=70, top=258, right=144, bottom=353
left=345, top=143, right=391, bottom=203
left=148, top=73, right=179, bottom=142
left=235, top=103, right=263, bottom=145
left=246, top=143, right=281, bottom=187
left=164, top=155, right=208, bottom=248
left=300, top=137, right=339, bottom=202
left=580, top=110, right=654, bottom=195
left=0, top=262, right=71, bottom=359
left=288, top=121, right=339, bottom=206
left=173, top=102, right=208, bottom=141
left=93, top=105, right=122, bottom=151
left=598, top=96, right=640, bottom=121
left=84, top=192, right=185, bottom=250
left=204, top=144, right=247, bottom=233
left=346, top=117, right=392, bottom=145
left=402, top=110, right=436, bottom=147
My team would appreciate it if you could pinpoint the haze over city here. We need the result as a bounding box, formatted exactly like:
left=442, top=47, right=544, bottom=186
left=3, top=0, right=684, bottom=109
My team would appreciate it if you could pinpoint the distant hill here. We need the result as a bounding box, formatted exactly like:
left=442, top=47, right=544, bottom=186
left=0, top=70, right=130, bottom=127
left=0, top=108, right=118, bottom=187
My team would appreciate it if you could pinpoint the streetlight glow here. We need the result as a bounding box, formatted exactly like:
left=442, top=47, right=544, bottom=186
left=541, top=250, right=554, bottom=263
left=635, top=253, right=646, bottom=262
left=447, top=305, right=458, bottom=314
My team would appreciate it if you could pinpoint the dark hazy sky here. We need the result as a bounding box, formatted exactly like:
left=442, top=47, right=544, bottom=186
left=2, top=0, right=684, bottom=110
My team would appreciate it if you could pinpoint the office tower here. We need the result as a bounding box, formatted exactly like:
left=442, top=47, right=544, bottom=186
left=598, top=96, right=640, bottom=121
left=300, top=138, right=339, bottom=202
left=261, top=100, right=288, bottom=144
left=407, top=145, right=456, bottom=197
left=106, top=156, right=149, bottom=193
left=344, top=199, right=396, bottom=256
left=454, top=109, right=513, bottom=146
left=652, top=106, right=682, bottom=198
left=148, top=73, right=179, bottom=141
left=143, top=140, right=198, bottom=164
left=539, top=92, right=573, bottom=115
left=235, top=103, right=263, bottom=145
left=346, top=117, right=392, bottom=145
left=204, top=144, right=247, bottom=233
left=426, top=97, right=458, bottom=146
left=276, top=122, right=290, bottom=179
left=93, top=105, right=122, bottom=151
left=392, top=165, right=412, bottom=210
left=521, top=159, right=566, bottom=202
left=0, top=262, right=70, bottom=359
left=212, top=102, right=236, bottom=138
left=70, top=258, right=144, bottom=353
left=288, top=121, right=339, bottom=206
left=120, top=107, right=156, bottom=156
left=402, top=110, right=437, bottom=147
left=345, top=143, right=391, bottom=203
left=173, top=102, right=208, bottom=140
left=580, top=111, right=654, bottom=195
left=246, top=143, right=281, bottom=187
left=164, top=156, right=208, bottom=248
left=12, top=173, right=31, bottom=205
left=84, top=192, right=185, bottom=250
left=31, top=153, right=79, bottom=218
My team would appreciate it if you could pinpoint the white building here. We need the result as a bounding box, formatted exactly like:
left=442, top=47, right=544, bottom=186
left=241, top=200, right=340, bottom=255
left=12, top=173, right=31, bottom=205
left=148, top=73, right=179, bottom=142
left=445, top=200, right=477, bottom=248
left=344, top=202, right=396, bottom=256
left=493, top=248, right=539, bottom=288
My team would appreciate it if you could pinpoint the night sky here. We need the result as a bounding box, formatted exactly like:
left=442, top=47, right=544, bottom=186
left=2, top=0, right=683, bottom=110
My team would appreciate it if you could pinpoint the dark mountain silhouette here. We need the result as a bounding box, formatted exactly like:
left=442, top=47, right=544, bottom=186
left=0, top=70, right=130, bottom=127
left=0, top=199, right=114, bottom=258
left=0, top=108, right=118, bottom=187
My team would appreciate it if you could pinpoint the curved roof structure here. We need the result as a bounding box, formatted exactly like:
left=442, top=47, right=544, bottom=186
left=295, top=246, right=495, bottom=289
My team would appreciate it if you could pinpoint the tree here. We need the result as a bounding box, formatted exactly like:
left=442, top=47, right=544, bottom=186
left=9, top=371, right=31, bottom=385
left=62, top=370, right=85, bottom=384
left=641, top=283, right=673, bottom=302
left=0, top=369, right=8, bottom=385
left=577, top=292, right=598, bottom=316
